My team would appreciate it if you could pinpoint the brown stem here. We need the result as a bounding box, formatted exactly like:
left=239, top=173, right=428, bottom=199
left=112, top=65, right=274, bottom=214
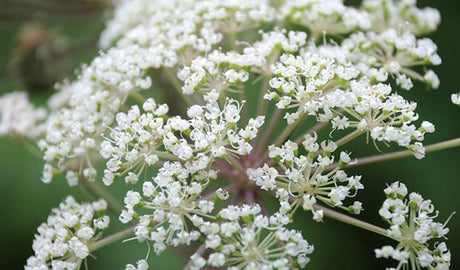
left=183, top=245, right=206, bottom=270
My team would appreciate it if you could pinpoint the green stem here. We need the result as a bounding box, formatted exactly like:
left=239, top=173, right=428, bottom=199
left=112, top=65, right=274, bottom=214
left=294, top=120, right=329, bottom=145
left=255, top=108, right=282, bottom=157
left=266, top=189, right=395, bottom=240
left=315, top=204, right=396, bottom=240
left=80, top=178, right=123, bottom=214
left=256, top=74, right=271, bottom=117
left=349, top=137, right=460, bottom=168
left=164, top=68, right=194, bottom=107
left=155, top=151, right=181, bottom=161
left=15, top=137, right=43, bottom=159
left=130, top=91, right=146, bottom=104
left=334, top=130, right=363, bottom=147
left=273, top=114, right=303, bottom=146
left=89, top=227, right=134, bottom=252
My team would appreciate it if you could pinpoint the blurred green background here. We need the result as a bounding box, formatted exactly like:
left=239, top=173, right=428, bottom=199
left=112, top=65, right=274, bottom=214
left=0, top=0, right=459, bottom=269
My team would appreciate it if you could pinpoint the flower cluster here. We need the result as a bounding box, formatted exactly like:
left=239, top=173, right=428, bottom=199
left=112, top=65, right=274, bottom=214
left=375, top=182, right=451, bottom=269
left=0, top=92, right=46, bottom=139
left=101, top=91, right=264, bottom=186
left=25, top=196, right=110, bottom=270
left=0, top=0, right=453, bottom=269
left=38, top=46, right=153, bottom=184
left=248, top=133, right=363, bottom=221
left=167, top=91, right=264, bottom=158
left=36, top=0, right=275, bottom=185
left=362, top=0, right=441, bottom=35
left=281, top=0, right=371, bottom=36
left=119, top=162, right=218, bottom=254
left=100, top=0, right=276, bottom=62
left=188, top=204, right=314, bottom=269
left=178, top=29, right=308, bottom=95
left=266, top=49, right=434, bottom=156
left=100, top=98, right=169, bottom=186
left=265, top=52, right=360, bottom=122
left=343, top=29, right=441, bottom=89
left=125, top=259, right=149, bottom=270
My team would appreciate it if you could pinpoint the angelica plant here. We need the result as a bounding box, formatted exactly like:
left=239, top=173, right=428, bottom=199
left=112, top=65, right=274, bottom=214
left=1, top=0, right=459, bottom=269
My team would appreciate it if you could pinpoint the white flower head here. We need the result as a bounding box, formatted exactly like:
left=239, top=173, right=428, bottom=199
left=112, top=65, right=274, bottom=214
left=376, top=182, right=452, bottom=269
left=25, top=197, right=110, bottom=269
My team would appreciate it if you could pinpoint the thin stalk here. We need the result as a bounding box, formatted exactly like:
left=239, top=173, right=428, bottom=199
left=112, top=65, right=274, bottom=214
left=155, top=151, right=182, bottom=161
left=201, top=183, right=240, bottom=200
left=16, top=138, right=43, bottom=159
left=334, top=130, right=363, bottom=147
left=294, top=121, right=329, bottom=145
left=245, top=190, right=255, bottom=204
left=240, top=89, right=249, bottom=126
left=347, top=137, right=460, bottom=168
left=265, top=190, right=395, bottom=240
left=256, top=75, right=271, bottom=117
left=315, top=204, right=396, bottom=240
left=89, top=227, right=134, bottom=252
left=255, top=108, right=282, bottom=157
left=164, top=68, right=194, bottom=107
left=255, top=193, right=270, bottom=216
left=130, top=91, right=146, bottom=104
left=261, top=116, right=304, bottom=165
left=273, top=115, right=303, bottom=146
left=80, top=178, right=123, bottom=214
left=225, top=154, right=247, bottom=179
left=184, top=244, right=206, bottom=270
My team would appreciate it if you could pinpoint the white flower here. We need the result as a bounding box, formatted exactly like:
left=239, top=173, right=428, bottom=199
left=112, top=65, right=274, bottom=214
left=208, top=253, right=225, bottom=267
left=376, top=182, right=452, bottom=269
left=25, top=197, right=110, bottom=269
left=281, top=0, right=371, bottom=36
left=342, top=29, right=441, bottom=90
left=452, top=93, right=460, bottom=105
left=249, top=136, right=364, bottom=220
left=0, top=92, right=46, bottom=139
left=196, top=204, right=313, bottom=269
left=17, top=0, right=453, bottom=269
left=126, top=259, right=149, bottom=270
left=363, top=0, right=441, bottom=35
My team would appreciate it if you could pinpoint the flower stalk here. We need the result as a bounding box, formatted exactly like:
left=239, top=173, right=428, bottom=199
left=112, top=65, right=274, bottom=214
left=314, top=204, right=394, bottom=240
left=348, top=137, right=460, bottom=168
left=80, top=177, right=123, bottom=213
left=89, top=227, right=135, bottom=252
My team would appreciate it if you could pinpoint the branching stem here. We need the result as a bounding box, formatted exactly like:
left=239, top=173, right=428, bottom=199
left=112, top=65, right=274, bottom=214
left=184, top=245, right=206, bottom=270
left=256, top=74, right=271, bottom=117
left=255, top=108, right=282, bottom=157
left=347, top=137, right=460, bottom=168
left=80, top=178, right=123, bottom=214
left=314, top=204, right=396, bottom=240
left=294, top=121, right=329, bottom=145
left=273, top=114, right=303, bottom=146
left=164, top=68, right=194, bottom=107
left=334, top=130, right=363, bottom=147
left=89, top=227, right=134, bottom=252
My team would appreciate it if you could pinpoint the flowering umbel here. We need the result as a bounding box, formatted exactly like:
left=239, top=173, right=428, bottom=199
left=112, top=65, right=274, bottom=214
left=25, top=197, right=110, bottom=270
left=0, top=0, right=457, bottom=269
left=375, top=182, right=452, bottom=269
